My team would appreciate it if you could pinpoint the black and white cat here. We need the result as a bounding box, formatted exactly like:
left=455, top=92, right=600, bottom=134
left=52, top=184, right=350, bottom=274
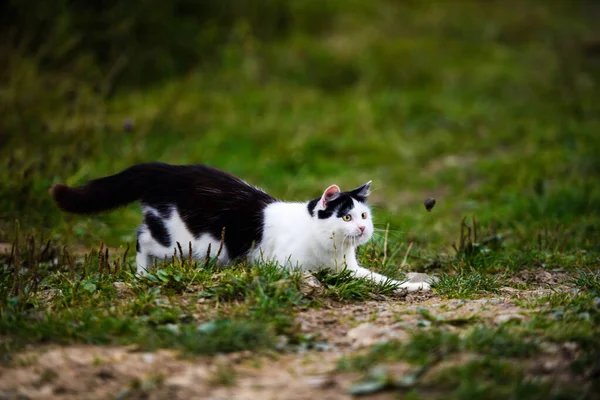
left=51, top=163, right=429, bottom=292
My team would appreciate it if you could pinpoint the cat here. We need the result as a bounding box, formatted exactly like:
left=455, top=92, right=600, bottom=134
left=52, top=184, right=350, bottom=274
left=50, top=162, right=430, bottom=292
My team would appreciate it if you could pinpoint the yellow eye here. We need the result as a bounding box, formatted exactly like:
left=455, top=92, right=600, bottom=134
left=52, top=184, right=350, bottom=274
left=342, top=214, right=352, bottom=222
left=361, top=212, right=367, bottom=219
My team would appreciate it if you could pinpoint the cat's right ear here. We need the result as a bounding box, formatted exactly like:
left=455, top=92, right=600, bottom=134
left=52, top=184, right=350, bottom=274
left=321, top=185, right=340, bottom=208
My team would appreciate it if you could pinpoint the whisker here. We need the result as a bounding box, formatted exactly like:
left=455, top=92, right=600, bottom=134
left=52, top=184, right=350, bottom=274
left=373, top=227, right=411, bottom=234
left=341, top=233, right=350, bottom=251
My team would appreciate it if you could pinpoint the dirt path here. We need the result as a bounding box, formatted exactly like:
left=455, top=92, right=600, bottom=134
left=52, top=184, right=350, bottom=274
left=1, top=285, right=569, bottom=400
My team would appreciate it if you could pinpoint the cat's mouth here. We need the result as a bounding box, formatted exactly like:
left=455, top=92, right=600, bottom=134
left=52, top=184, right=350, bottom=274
left=342, top=232, right=370, bottom=246
left=352, top=232, right=370, bottom=243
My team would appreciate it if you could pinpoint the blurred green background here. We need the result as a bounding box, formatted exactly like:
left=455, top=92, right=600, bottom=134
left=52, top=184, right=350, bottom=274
left=1, top=0, right=599, bottom=263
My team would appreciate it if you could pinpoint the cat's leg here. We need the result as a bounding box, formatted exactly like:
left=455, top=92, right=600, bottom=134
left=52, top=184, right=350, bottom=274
left=345, top=252, right=430, bottom=292
left=135, top=225, right=152, bottom=276
left=136, top=252, right=150, bottom=276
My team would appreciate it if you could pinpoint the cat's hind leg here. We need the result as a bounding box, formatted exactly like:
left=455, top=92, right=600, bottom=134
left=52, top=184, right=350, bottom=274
left=135, top=225, right=152, bottom=276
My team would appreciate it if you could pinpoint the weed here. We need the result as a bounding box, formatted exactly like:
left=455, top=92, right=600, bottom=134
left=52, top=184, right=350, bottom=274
left=39, top=368, right=58, bottom=384
left=464, top=326, right=538, bottom=358
left=209, top=361, right=238, bottom=387
left=570, top=269, right=600, bottom=295
left=433, top=271, right=503, bottom=299
left=314, top=267, right=398, bottom=301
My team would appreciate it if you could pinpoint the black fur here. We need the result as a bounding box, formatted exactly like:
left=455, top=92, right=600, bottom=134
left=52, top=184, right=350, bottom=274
left=307, top=199, right=319, bottom=217
left=145, top=212, right=171, bottom=248
left=307, top=188, right=368, bottom=219
left=52, top=162, right=277, bottom=260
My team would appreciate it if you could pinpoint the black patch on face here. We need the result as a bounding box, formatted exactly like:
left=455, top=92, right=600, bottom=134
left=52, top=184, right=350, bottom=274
left=136, top=237, right=140, bottom=252
left=308, top=190, right=366, bottom=220
left=307, top=198, right=319, bottom=217
left=145, top=212, right=171, bottom=248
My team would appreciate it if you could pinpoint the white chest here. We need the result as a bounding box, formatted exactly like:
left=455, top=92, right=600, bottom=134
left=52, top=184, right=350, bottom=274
left=252, top=202, right=351, bottom=271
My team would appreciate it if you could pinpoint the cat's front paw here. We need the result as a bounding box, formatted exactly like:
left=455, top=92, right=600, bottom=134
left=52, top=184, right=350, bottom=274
left=394, top=272, right=437, bottom=294
left=395, top=281, right=431, bottom=293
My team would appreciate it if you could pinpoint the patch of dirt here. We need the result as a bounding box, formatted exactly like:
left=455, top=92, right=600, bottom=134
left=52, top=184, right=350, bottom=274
left=0, top=345, right=358, bottom=400
left=508, top=268, right=575, bottom=290
left=0, top=272, right=585, bottom=400
left=297, top=290, right=536, bottom=352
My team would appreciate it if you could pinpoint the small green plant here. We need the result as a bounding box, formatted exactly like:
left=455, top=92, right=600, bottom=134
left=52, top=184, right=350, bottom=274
left=314, top=267, right=398, bottom=301
left=464, top=326, right=538, bottom=358
left=451, top=217, right=505, bottom=269
left=208, top=361, right=238, bottom=387
left=570, top=269, right=600, bottom=295
left=39, top=368, right=59, bottom=384
left=433, top=271, right=502, bottom=299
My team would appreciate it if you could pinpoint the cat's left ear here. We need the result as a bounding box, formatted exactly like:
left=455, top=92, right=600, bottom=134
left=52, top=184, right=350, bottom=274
left=321, top=185, right=341, bottom=208
left=350, top=181, right=372, bottom=201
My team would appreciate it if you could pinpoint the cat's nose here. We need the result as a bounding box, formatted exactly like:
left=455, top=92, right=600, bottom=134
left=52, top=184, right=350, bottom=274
left=358, top=226, right=365, bottom=233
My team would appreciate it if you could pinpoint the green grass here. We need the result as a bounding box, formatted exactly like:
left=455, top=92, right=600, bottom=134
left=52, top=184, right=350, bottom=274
left=1, top=0, right=600, bottom=397
left=570, top=269, right=600, bottom=295
left=339, top=325, right=539, bottom=372
left=0, top=241, right=307, bottom=359
left=314, top=267, right=399, bottom=301
left=432, top=271, right=503, bottom=298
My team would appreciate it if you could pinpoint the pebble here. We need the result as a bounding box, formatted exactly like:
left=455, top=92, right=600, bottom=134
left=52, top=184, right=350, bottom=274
left=299, top=272, right=325, bottom=297
left=38, top=289, right=63, bottom=303
left=347, top=323, right=407, bottom=348
left=305, top=376, right=336, bottom=389
left=493, top=313, right=524, bottom=325
left=406, top=272, right=438, bottom=284
left=543, top=359, right=560, bottom=372
left=112, top=282, right=131, bottom=297
left=141, top=353, right=154, bottom=364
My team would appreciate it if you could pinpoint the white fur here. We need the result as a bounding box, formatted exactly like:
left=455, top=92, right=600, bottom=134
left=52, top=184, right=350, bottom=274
left=135, top=193, right=429, bottom=293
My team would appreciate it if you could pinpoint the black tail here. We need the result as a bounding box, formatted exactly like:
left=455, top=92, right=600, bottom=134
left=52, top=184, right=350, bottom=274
left=50, top=163, right=174, bottom=214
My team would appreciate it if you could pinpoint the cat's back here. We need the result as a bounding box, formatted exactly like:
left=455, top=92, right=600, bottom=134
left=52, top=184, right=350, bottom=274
left=143, top=163, right=278, bottom=259
left=141, top=163, right=275, bottom=206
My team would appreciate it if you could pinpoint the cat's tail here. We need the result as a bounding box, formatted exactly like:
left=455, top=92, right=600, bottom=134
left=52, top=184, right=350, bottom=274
left=50, top=163, right=167, bottom=214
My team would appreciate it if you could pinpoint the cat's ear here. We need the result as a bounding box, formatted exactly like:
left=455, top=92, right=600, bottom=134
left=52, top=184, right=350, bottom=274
left=350, top=181, right=372, bottom=200
left=321, top=185, right=341, bottom=208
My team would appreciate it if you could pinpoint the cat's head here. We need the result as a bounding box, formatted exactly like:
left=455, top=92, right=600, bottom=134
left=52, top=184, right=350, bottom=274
left=307, top=181, right=374, bottom=248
